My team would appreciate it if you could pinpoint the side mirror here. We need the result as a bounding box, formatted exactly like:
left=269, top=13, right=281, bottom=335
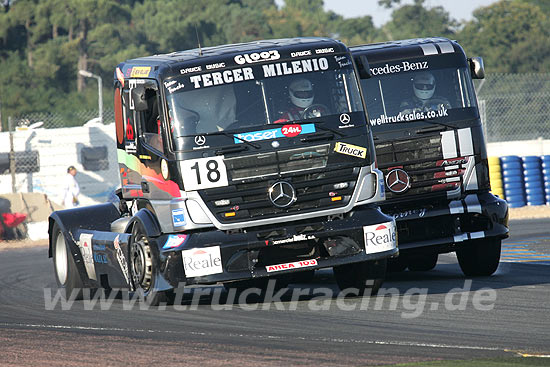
left=355, top=55, right=372, bottom=79
left=131, top=86, right=148, bottom=111
left=469, top=57, right=485, bottom=79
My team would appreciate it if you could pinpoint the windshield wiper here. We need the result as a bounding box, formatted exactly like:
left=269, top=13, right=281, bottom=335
left=291, top=120, right=345, bottom=138
left=300, top=131, right=335, bottom=143
left=388, top=117, right=455, bottom=131
left=215, top=144, right=248, bottom=156
left=414, top=119, right=455, bottom=133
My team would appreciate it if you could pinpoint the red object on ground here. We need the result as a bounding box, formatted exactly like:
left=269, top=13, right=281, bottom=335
left=2, top=212, right=26, bottom=228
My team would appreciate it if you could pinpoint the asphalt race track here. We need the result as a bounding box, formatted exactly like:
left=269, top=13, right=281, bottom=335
left=1, top=218, right=549, bottom=366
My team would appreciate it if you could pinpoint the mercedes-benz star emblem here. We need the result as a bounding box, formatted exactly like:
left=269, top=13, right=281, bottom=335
left=268, top=181, right=296, bottom=208
left=194, top=135, right=206, bottom=146
left=386, top=168, right=411, bottom=193
left=339, top=113, right=351, bottom=124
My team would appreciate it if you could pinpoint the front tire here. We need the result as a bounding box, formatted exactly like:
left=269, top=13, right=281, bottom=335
left=129, top=222, right=172, bottom=306
left=52, top=222, right=84, bottom=300
left=333, top=259, right=387, bottom=296
left=456, top=238, right=501, bottom=276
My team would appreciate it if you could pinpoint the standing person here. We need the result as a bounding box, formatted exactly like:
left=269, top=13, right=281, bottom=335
left=63, top=166, right=80, bottom=208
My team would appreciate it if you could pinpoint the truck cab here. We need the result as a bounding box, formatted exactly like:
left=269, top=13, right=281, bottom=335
left=49, top=38, right=398, bottom=304
left=351, top=38, right=508, bottom=276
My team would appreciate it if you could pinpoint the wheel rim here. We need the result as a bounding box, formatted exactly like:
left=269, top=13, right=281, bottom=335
left=54, top=232, right=68, bottom=285
left=130, top=236, right=153, bottom=292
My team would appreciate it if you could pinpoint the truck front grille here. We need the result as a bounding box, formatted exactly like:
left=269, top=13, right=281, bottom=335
left=376, top=133, right=470, bottom=203
left=200, top=144, right=359, bottom=223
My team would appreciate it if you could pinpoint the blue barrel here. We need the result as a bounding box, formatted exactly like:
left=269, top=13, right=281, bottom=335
left=501, top=156, right=522, bottom=163
left=527, top=196, right=545, bottom=206
left=543, top=156, right=550, bottom=201
left=506, top=181, right=524, bottom=189
left=508, top=200, right=527, bottom=208
left=524, top=174, right=543, bottom=183
left=523, top=162, right=542, bottom=170
left=522, top=156, right=545, bottom=206
left=523, top=156, right=541, bottom=163
left=503, top=176, right=523, bottom=184
left=501, top=156, right=526, bottom=208
left=501, top=162, right=523, bottom=170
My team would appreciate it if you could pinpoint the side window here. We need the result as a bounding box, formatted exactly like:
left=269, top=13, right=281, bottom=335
left=139, top=88, right=164, bottom=153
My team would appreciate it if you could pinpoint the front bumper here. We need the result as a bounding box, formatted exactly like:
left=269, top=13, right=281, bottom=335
left=156, top=205, right=397, bottom=287
left=382, top=192, right=508, bottom=254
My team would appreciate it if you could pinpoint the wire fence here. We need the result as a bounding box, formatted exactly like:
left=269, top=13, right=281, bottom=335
left=476, top=73, right=550, bottom=143
left=8, top=109, right=115, bottom=130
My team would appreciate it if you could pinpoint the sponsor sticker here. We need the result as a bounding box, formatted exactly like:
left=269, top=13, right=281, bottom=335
left=334, top=142, right=367, bottom=159
left=181, top=246, right=223, bottom=278
left=234, top=50, right=281, bottom=65
left=172, top=208, right=187, bottom=227
left=78, top=233, right=97, bottom=281
left=163, top=234, right=188, bottom=249
left=180, top=66, right=202, bottom=74
left=266, top=259, right=318, bottom=273
left=291, top=50, right=312, bottom=57
left=234, top=123, right=316, bottom=143
left=130, top=66, right=151, bottom=78
left=114, top=235, right=130, bottom=285
left=363, top=221, right=397, bottom=254
left=315, top=47, right=334, bottom=54
left=271, top=234, right=316, bottom=245
left=116, top=67, right=125, bottom=87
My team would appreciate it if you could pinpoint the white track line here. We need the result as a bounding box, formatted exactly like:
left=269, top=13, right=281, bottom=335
left=0, top=322, right=509, bottom=352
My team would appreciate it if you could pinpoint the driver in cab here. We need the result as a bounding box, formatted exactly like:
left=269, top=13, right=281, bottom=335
left=400, top=71, right=451, bottom=115
left=275, top=77, right=324, bottom=123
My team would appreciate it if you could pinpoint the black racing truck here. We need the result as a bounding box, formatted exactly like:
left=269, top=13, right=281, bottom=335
left=49, top=37, right=398, bottom=305
left=351, top=38, right=508, bottom=276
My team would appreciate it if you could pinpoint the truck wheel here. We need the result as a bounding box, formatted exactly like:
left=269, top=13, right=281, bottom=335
left=52, top=222, right=84, bottom=300
left=129, top=223, right=171, bottom=306
left=333, top=259, right=387, bottom=296
left=407, top=253, right=438, bottom=271
left=456, top=238, right=501, bottom=276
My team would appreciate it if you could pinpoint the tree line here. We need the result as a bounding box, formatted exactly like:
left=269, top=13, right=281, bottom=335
left=0, top=0, right=548, bottom=126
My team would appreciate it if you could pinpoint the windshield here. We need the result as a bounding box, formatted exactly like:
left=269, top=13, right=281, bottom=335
left=361, top=55, right=478, bottom=130
left=165, top=54, right=364, bottom=140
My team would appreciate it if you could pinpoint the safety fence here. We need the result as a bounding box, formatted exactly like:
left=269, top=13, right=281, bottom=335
left=477, top=73, right=550, bottom=143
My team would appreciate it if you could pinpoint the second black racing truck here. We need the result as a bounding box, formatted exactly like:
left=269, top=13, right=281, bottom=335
left=352, top=38, right=508, bottom=276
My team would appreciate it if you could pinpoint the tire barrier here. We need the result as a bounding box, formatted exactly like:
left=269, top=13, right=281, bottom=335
left=488, top=156, right=504, bottom=199
left=500, top=156, right=526, bottom=208
left=542, top=155, right=550, bottom=205
left=523, top=156, right=545, bottom=206
left=494, top=155, right=550, bottom=207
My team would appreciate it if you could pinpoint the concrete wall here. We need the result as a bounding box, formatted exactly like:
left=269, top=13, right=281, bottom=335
left=0, top=123, right=120, bottom=207
left=487, top=138, right=550, bottom=157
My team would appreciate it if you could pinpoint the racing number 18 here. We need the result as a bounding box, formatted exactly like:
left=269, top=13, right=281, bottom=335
left=191, top=160, right=220, bottom=185
left=182, top=156, right=228, bottom=190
